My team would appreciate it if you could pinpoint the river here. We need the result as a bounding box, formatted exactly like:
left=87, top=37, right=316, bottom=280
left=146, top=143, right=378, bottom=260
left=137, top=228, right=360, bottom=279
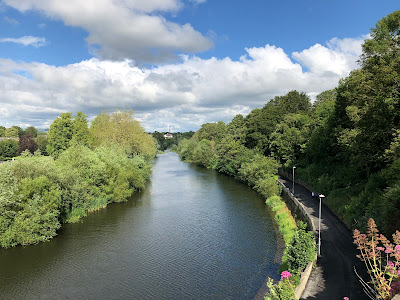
left=0, top=152, right=281, bottom=300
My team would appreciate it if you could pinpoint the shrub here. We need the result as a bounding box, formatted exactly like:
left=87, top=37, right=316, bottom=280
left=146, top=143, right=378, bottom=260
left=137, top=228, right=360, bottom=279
left=286, top=222, right=316, bottom=275
left=265, top=272, right=296, bottom=300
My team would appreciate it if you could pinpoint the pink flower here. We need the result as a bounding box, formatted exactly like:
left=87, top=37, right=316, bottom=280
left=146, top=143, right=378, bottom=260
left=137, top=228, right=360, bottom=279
left=385, top=248, right=392, bottom=254
left=344, top=297, right=349, bottom=300
left=395, top=245, right=400, bottom=252
left=377, top=247, right=384, bottom=251
left=281, top=271, right=292, bottom=280
left=388, top=261, right=395, bottom=268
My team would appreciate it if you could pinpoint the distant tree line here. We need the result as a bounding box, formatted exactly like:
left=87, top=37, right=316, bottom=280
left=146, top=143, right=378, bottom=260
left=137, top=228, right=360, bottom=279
left=0, top=125, right=46, bottom=161
left=0, top=110, right=156, bottom=248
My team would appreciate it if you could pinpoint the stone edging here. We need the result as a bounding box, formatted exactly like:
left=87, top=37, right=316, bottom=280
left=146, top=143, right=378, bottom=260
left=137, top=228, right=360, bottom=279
left=278, top=180, right=317, bottom=299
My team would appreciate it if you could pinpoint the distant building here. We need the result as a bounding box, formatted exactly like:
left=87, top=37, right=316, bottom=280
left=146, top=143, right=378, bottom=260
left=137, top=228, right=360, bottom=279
left=164, top=125, right=173, bottom=139
left=163, top=133, right=173, bottom=139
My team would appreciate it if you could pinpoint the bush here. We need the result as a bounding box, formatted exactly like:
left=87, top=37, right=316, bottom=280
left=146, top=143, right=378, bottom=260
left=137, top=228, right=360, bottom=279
left=0, top=139, right=18, bottom=159
left=265, top=275, right=296, bottom=300
left=286, top=222, right=316, bottom=275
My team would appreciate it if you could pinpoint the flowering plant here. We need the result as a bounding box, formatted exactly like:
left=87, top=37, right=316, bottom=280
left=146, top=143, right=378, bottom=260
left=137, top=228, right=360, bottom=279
left=265, top=271, right=297, bottom=300
left=353, top=218, right=400, bottom=299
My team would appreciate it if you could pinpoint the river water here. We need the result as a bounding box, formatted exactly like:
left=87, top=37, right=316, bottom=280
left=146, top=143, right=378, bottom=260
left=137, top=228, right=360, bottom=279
left=0, top=152, right=281, bottom=300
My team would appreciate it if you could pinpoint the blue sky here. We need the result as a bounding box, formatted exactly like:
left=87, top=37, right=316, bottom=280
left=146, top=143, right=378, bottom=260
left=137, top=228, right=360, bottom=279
left=0, top=0, right=399, bottom=131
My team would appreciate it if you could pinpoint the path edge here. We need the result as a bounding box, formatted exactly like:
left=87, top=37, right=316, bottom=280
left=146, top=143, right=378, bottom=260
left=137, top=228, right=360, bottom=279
left=278, top=179, right=317, bottom=299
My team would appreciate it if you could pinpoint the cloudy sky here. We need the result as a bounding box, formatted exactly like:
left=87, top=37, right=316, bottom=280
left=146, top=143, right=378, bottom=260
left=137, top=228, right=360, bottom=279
left=0, top=1, right=399, bottom=132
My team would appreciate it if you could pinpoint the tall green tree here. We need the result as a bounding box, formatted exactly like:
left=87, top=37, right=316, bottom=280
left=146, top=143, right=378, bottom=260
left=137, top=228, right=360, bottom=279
left=24, top=126, right=38, bottom=138
left=90, top=110, right=156, bottom=159
left=35, top=135, right=49, bottom=156
left=71, top=112, right=90, bottom=146
left=196, top=121, right=226, bottom=142
left=4, top=127, right=20, bottom=138
left=0, top=126, right=5, bottom=137
left=270, top=113, right=312, bottom=166
left=46, top=113, right=74, bottom=158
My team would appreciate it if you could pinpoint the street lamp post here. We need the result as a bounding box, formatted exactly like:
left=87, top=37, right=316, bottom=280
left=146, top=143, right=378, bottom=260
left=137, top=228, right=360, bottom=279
left=318, top=194, right=325, bottom=256
left=292, top=166, right=296, bottom=195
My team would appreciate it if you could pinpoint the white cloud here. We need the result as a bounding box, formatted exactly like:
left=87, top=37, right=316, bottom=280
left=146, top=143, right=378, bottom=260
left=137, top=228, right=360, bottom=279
left=0, top=36, right=46, bottom=47
left=2, top=0, right=213, bottom=63
left=292, top=36, right=365, bottom=75
left=0, top=36, right=365, bottom=131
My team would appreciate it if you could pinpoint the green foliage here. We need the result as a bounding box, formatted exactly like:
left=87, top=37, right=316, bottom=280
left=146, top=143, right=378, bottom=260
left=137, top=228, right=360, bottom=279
left=0, top=119, right=154, bottom=247
left=291, top=10, right=400, bottom=235
left=0, top=126, right=5, bottom=137
left=90, top=110, right=156, bottom=159
left=191, top=139, right=217, bottom=169
left=177, top=138, right=198, bottom=161
left=270, top=114, right=312, bottom=166
left=4, top=127, right=20, bottom=138
left=226, top=114, right=246, bottom=142
left=286, top=222, right=316, bottom=275
left=0, top=158, right=61, bottom=248
left=196, top=121, right=226, bottom=142
left=254, top=176, right=280, bottom=199
left=265, top=195, right=297, bottom=245
left=0, top=139, right=18, bottom=159
left=215, top=135, right=252, bottom=177
left=244, top=90, right=311, bottom=155
left=46, top=112, right=74, bottom=158
left=71, top=111, right=90, bottom=146
left=265, top=277, right=296, bottom=300
left=35, top=135, right=48, bottom=155
left=24, top=126, right=38, bottom=138
left=238, top=153, right=279, bottom=187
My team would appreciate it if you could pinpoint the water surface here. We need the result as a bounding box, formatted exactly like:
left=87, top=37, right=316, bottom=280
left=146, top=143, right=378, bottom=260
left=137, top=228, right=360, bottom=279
left=0, top=152, right=281, bottom=299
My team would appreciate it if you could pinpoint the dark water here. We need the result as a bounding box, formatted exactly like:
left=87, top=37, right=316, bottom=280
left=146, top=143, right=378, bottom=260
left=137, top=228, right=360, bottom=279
left=0, top=152, right=281, bottom=300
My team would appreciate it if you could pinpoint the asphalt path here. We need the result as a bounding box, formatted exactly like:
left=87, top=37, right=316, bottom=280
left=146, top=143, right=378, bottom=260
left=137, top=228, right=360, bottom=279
left=279, top=176, right=368, bottom=300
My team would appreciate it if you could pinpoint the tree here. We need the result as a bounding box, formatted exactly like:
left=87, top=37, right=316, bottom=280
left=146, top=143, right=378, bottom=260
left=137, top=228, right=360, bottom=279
left=276, top=90, right=312, bottom=115
left=24, top=126, right=38, bottom=138
left=90, top=110, right=156, bottom=159
left=361, top=10, right=400, bottom=68
left=71, top=111, right=90, bottom=146
left=35, top=135, right=49, bottom=156
left=0, top=139, right=18, bottom=159
left=270, top=113, right=312, bottom=166
left=196, top=121, right=226, bottom=142
left=226, top=114, right=247, bottom=143
left=0, top=126, right=5, bottom=137
left=46, top=113, right=73, bottom=158
left=5, top=127, right=20, bottom=138
left=11, top=126, right=24, bottom=137
left=18, top=134, right=38, bottom=155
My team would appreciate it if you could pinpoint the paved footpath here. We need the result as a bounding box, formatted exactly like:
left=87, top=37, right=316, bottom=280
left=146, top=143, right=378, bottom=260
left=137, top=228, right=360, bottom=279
left=279, top=176, right=368, bottom=300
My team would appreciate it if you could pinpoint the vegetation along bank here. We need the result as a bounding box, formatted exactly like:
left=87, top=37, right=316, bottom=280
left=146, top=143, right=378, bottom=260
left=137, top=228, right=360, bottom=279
left=0, top=110, right=156, bottom=248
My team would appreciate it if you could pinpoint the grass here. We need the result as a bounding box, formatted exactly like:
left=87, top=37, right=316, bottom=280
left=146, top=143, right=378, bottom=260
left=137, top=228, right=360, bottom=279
left=265, top=195, right=297, bottom=272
